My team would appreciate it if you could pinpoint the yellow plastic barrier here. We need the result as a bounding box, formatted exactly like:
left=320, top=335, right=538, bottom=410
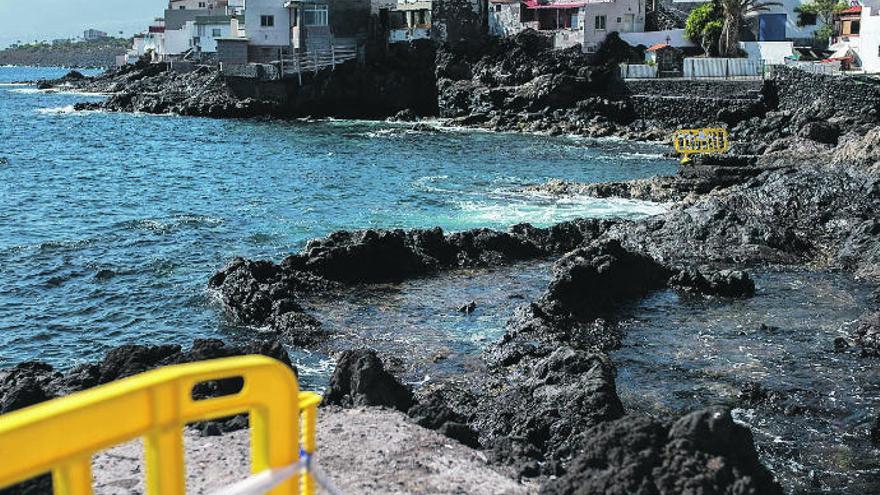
left=0, top=355, right=320, bottom=495
left=672, top=128, right=730, bottom=164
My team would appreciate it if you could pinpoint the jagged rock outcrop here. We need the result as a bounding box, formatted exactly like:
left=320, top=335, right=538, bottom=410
left=209, top=220, right=615, bottom=343
left=541, top=407, right=783, bottom=495
left=0, top=339, right=293, bottom=415
left=604, top=166, right=880, bottom=281
left=321, top=349, right=414, bottom=411
left=668, top=268, right=756, bottom=298
left=485, top=240, right=670, bottom=367
left=854, top=312, right=880, bottom=357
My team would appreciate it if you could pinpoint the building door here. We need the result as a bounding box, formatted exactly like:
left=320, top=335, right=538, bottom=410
left=622, top=13, right=634, bottom=32
left=758, top=13, right=786, bottom=41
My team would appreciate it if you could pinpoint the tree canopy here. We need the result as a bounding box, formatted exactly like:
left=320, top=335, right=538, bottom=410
left=685, top=1, right=724, bottom=55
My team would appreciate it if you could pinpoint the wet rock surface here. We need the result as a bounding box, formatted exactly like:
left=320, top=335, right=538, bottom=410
left=854, top=311, right=880, bottom=357
left=208, top=220, right=614, bottom=345
left=321, top=349, right=414, bottom=411
left=605, top=165, right=880, bottom=280
left=668, top=268, right=756, bottom=298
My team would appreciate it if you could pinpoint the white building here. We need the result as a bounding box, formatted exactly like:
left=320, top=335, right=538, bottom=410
left=169, top=0, right=229, bottom=9
left=83, top=29, right=108, bottom=41
left=489, top=0, right=528, bottom=37
left=193, top=15, right=242, bottom=53
left=488, top=0, right=645, bottom=52
left=388, top=0, right=432, bottom=41
left=244, top=0, right=293, bottom=51
left=142, top=21, right=168, bottom=61
left=859, top=4, right=880, bottom=72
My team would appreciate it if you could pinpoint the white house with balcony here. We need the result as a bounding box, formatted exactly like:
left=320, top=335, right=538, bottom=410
left=489, top=0, right=645, bottom=51
left=241, top=0, right=333, bottom=61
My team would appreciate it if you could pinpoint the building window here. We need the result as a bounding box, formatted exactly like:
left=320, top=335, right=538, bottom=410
left=198, top=1, right=206, bottom=7
left=495, top=4, right=502, bottom=12
left=197, top=25, right=206, bottom=36
left=212, top=28, right=222, bottom=37
left=303, top=5, right=329, bottom=26
left=261, top=15, right=275, bottom=27
left=595, top=15, right=606, bottom=30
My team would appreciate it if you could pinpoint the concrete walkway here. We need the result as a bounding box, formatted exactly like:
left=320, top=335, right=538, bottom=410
left=91, top=407, right=533, bottom=494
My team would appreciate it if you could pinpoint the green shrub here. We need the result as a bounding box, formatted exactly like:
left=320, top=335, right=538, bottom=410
left=685, top=1, right=723, bottom=55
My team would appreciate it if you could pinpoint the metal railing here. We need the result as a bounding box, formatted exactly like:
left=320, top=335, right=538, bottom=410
left=276, top=45, right=358, bottom=84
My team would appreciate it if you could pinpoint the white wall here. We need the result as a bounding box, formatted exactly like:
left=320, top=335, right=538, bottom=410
left=132, top=37, right=146, bottom=56
left=581, top=0, right=646, bottom=51
left=777, top=0, right=820, bottom=41
left=389, top=27, right=431, bottom=42
left=164, top=26, right=193, bottom=55
left=555, top=28, right=583, bottom=49
left=244, top=0, right=291, bottom=46
left=618, top=28, right=695, bottom=48
left=489, top=2, right=527, bottom=37
left=860, top=7, right=880, bottom=72
left=683, top=57, right=763, bottom=77
left=143, top=33, right=167, bottom=59
left=739, top=40, right=793, bottom=63
left=195, top=21, right=235, bottom=52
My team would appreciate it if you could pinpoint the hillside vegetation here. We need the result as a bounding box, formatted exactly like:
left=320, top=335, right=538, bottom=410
left=0, top=38, right=129, bottom=68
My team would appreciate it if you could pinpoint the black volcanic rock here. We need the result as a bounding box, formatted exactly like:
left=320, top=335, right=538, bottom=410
left=322, top=349, right=414, bottom=411
left=209, top=220, right=615, bottom=346
left=872, top=415, right=880, bottom=445
left=0, top=339, right=295, bottom=415
left=485, top=240, right=669, bottom=368
left=541, top=407, right=783, bottom=495
left=482, top=348, right=625, bottom=476
left=544, top=239, right=670, bottom=320
left=669, top=268, right=756, bottom=298
left=0, top=363, right=57, bottom=414
left=854, top=312, right=880, bottom=357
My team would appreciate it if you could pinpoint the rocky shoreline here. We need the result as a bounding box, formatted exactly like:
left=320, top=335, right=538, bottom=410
left=6, top=29, right=880, bottom=494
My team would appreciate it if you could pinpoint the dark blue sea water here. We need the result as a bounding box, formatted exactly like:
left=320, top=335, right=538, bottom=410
left=0, top=66, right=675, bottom=370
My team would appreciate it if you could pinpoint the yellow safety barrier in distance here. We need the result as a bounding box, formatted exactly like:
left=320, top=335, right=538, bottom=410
left=672, top=128, right=730, bottom=165
left=0, top=355, right=320, bottom=495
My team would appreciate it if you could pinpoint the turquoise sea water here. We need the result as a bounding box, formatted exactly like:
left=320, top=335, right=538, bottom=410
left=0, top=66, right=676, bottom=368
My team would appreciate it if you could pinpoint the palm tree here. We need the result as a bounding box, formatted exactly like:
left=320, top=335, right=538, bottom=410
left=718, top=0, right=782, bottom=56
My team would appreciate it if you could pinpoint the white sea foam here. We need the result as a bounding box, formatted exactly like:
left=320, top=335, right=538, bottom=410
left=35, top=105, right=97, bottom=115
left=455, top=195, right=668, bottom=226
left=7, top=87, right=42, bottom=94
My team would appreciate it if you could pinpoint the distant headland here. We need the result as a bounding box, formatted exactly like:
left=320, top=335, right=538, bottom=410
left=0, top=35, right=129, bottom=68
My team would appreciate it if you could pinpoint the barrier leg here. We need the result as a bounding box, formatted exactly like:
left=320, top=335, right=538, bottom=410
left=301, top=405, right=317, bottom=495
left=144, top=428, right=186, bottom=495
left=52, top=458, right=93, bottom=495
left=250, top=405, right=298, bottom=495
